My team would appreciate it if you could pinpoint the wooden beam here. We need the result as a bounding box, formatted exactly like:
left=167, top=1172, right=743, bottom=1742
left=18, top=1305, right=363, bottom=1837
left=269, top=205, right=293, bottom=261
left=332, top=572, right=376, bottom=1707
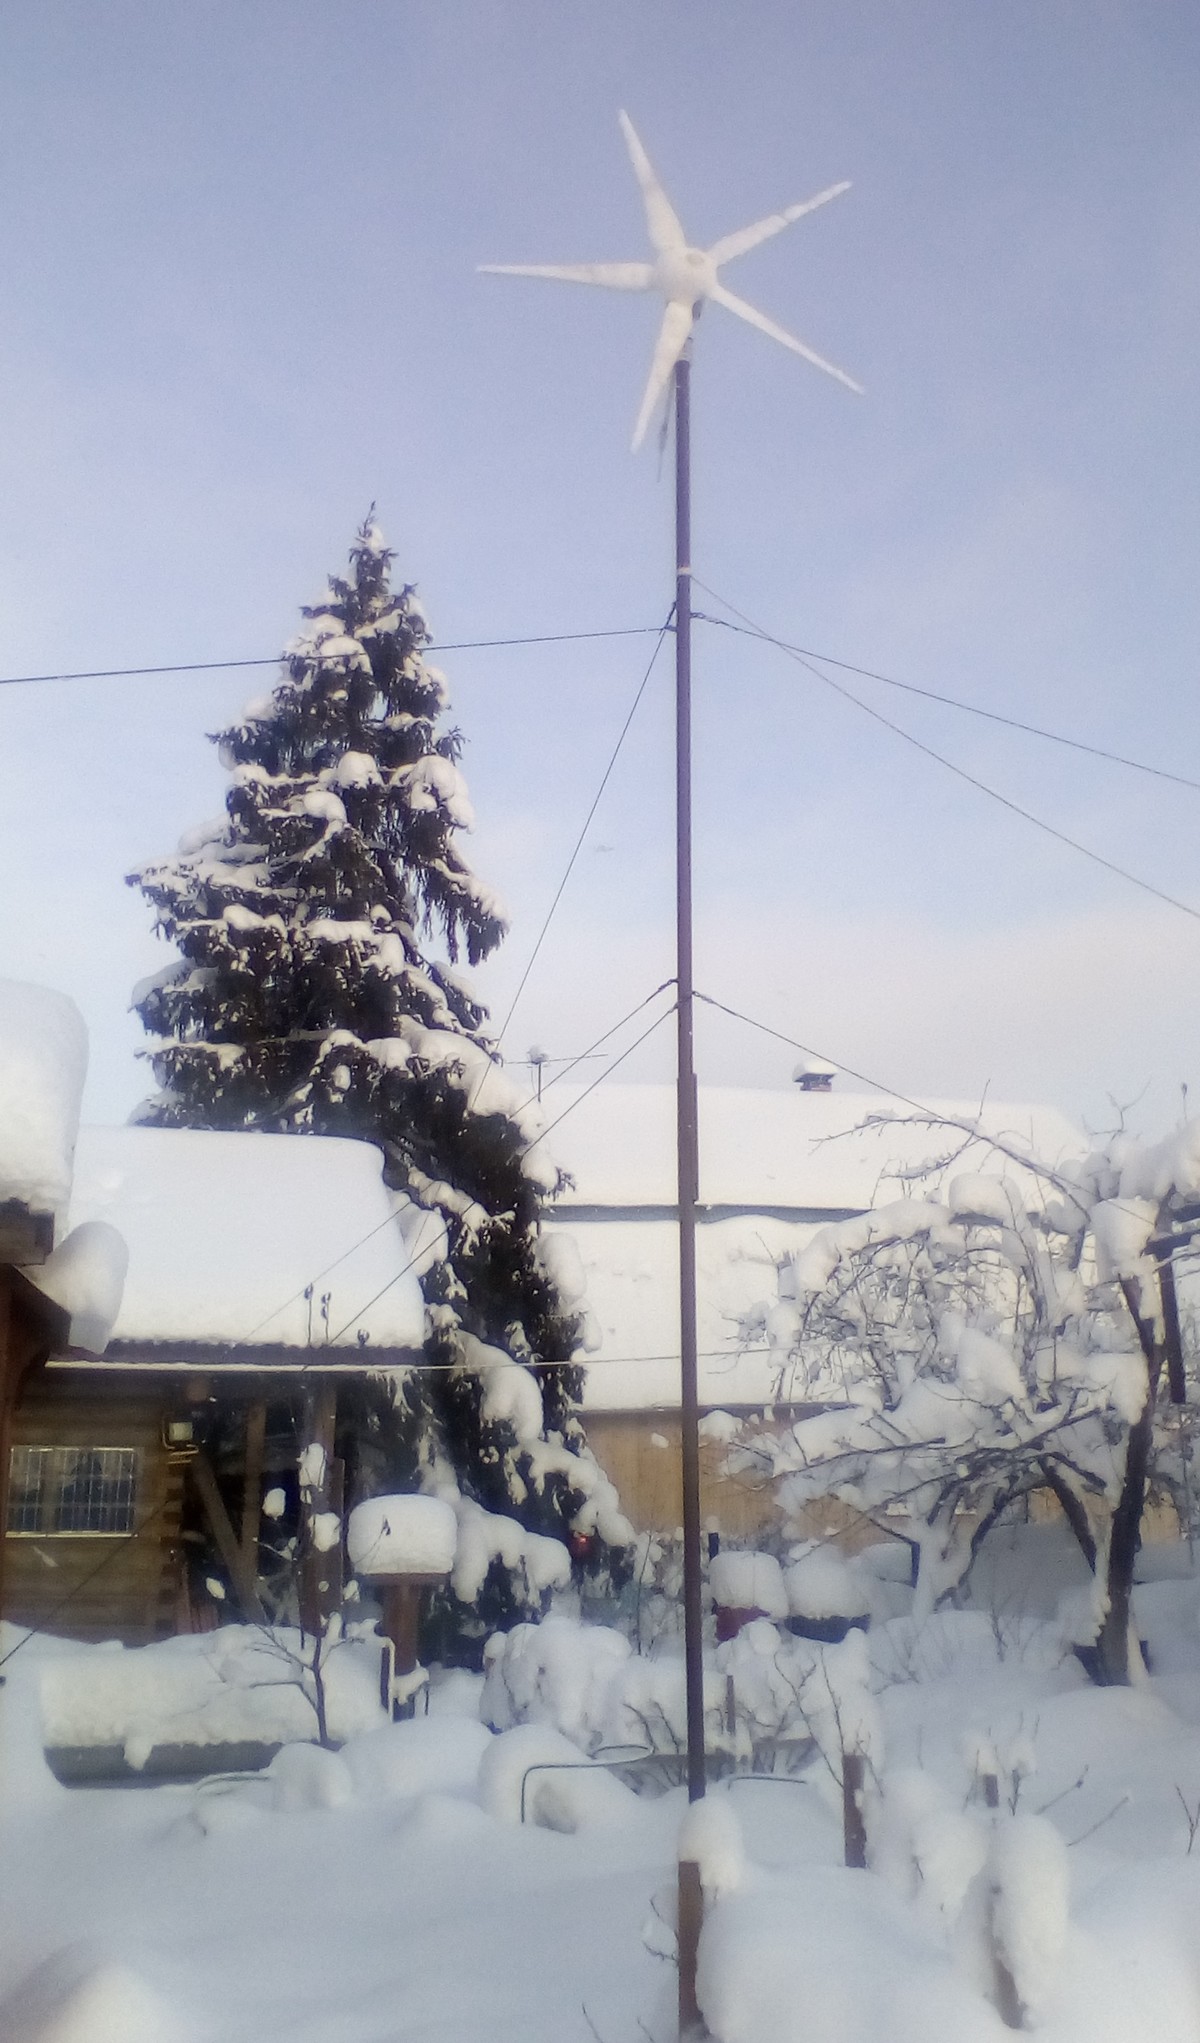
left=190, top=1448, right=267, bottom=1623
left=0, top=1203, right=53, bottom=1266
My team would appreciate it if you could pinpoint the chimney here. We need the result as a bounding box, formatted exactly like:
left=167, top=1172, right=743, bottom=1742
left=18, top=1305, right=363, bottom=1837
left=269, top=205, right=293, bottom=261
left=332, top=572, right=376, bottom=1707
left=792, top=1058, right=835, bottom=1093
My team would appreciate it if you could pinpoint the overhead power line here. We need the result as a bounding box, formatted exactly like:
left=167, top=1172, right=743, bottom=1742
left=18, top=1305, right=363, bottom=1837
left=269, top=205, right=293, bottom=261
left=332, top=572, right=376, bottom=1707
left=490, top=611, right=675, bottom=1049
left=694, top=583, right=1200, bottom=927
left=693, top=593, right=1200, bottom=796
left=0, top=625, right=669, bottom=690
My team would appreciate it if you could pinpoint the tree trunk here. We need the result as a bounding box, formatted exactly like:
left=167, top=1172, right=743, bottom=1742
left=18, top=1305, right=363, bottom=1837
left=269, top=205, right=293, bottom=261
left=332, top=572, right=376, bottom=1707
left=1089, top=1277, right=1163, bottom=1685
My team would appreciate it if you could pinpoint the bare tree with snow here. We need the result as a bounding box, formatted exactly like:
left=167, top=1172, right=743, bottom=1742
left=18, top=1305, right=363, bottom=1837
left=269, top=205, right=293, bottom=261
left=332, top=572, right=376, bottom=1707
left=732, top=1111, right=1199, bottom=1683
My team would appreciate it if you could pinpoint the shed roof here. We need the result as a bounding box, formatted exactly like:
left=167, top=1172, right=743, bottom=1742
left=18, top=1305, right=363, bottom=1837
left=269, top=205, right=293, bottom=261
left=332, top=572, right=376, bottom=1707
left=64, top=1126, right=424, bottom=1354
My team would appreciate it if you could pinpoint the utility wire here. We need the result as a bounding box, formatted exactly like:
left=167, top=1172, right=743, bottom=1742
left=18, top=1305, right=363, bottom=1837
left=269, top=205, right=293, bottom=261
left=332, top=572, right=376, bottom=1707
left=694, top=583, right=1200, bottom=927
left=693, top=592, right=1200, bottom=797
left=490, top=611, right=675, bottom=1049
left=0, top=625, right=668, bottom=691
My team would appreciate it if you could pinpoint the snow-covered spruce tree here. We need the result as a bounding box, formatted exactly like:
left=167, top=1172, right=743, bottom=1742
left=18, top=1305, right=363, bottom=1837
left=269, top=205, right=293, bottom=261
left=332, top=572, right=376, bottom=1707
left=130, top=517, right=631, bottom=1638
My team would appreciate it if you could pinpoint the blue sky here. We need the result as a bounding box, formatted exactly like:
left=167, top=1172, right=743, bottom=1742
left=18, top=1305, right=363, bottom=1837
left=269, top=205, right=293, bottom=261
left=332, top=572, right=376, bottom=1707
left=2, top=3, right=1198, bottom=1139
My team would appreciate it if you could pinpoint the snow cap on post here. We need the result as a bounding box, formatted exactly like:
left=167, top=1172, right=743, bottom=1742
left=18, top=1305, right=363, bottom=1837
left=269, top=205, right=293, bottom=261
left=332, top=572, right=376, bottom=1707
left=348, top=1493, right=458, bottom=1578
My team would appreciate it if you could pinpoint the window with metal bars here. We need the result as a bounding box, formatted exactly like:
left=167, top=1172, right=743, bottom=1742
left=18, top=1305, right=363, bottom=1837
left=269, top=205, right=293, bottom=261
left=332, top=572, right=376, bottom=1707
left=6, top=1446, right=139, bottom=1535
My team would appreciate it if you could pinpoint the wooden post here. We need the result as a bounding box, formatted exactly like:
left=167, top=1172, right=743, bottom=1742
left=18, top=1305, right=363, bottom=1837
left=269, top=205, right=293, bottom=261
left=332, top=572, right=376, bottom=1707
left=369, top=1570, right=448, bottom=1718
left=0, top=1271, right=18, bottom=1628
left=1160, top=1254, right=1187, bottom=1406
left=677, top=1856, right=704, bottom=2040
left=191, top=1450, right=267, bottom=1623
left=842, top=1748, right=868, bottom=1869
left=240, top=1399, right=267, bottom=1571
left=298, top=1381, right=339, bottom=1639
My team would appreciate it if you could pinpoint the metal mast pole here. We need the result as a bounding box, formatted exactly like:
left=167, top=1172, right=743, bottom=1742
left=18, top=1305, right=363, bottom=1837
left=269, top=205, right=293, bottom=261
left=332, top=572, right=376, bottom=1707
left=673, top=346, right=707, bottom=2043
left=674, top=348, right=705, bottom=1803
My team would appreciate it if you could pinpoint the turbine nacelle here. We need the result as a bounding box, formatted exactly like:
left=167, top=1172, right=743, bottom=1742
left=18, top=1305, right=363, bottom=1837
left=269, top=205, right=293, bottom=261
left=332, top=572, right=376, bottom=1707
left=656, top=245, right=717, bottom=307
left=481, top=111, right=860, bottom=450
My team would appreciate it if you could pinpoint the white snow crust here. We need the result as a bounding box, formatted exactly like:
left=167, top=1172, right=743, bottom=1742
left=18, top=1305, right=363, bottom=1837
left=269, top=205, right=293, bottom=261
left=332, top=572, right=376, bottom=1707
left=25, top=1221, right=128, bottom=1353
left=709, top=1550, right=788, bottom=1618
left=58, top=1126, right=423, bottom=1350
left=0, top=980, right=88, bottom=1217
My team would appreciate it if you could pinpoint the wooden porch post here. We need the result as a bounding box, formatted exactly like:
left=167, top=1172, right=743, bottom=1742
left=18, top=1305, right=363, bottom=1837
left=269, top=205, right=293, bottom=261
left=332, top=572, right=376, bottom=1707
left=241, top=1399, right=267, bottom=1574
left=298, top=1380, right=342, bottom=1639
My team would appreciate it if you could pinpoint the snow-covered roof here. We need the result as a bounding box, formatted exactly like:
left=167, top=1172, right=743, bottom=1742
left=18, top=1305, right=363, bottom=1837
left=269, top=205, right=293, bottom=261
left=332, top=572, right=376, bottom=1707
left=561, top=1213, right=791, bottom=1413
left=0, top=979, right=88, bottom=1220
left=545, top=1085, right=1084, bottom=1214
left=541, top=1084, right=1087, bottom=1412
left=62, top=1127, right=424, bottom=1353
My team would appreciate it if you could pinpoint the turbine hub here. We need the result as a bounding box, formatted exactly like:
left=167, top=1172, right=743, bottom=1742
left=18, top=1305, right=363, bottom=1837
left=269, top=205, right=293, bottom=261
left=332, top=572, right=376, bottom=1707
left=655, top=244, right=717, bottom=305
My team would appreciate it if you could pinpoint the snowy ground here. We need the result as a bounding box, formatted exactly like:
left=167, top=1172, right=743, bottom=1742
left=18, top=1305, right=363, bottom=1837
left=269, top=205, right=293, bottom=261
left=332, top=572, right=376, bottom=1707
left=6, top=1528, right=1200, bottom=2043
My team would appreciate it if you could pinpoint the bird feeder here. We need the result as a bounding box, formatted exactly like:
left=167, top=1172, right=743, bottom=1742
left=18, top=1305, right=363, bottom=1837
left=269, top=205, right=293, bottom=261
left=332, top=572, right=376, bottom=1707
left=346, top=1494, right=457, bottom=1720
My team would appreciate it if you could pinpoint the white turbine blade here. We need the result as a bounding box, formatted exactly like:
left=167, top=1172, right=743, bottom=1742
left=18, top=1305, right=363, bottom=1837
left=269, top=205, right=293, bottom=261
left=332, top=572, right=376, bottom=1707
left=709, top=282, right=862, bottom=394
left=617, top=110, right=686, bottom=254
left=707, top=181, right=851, bottom=268
left=478, top=261, right=654, bottom=291
left=632, top=298, right=694, bottom=451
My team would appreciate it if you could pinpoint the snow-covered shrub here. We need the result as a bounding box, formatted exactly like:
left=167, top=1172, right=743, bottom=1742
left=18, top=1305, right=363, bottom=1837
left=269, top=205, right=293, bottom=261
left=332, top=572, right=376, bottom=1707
left=987, top=1813, right=1070, bottom=2025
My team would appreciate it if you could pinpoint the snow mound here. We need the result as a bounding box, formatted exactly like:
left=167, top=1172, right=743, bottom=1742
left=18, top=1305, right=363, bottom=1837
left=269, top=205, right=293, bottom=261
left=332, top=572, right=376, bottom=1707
left=347, top=1494, right=457, bottom=1577
left=477, top=1723, right=637, bottom=1831
left=267, top=1741, right=355, bottom=1812
left=38, top=1626, right=386, bottom=1756
left=341, top=1716, right=492, bottom=1802
left=0, top=980, right=88, bottom=1216
left=0, top=1948, right=184, bottom=2043
left=698, top=1868, right=997, bottom=2043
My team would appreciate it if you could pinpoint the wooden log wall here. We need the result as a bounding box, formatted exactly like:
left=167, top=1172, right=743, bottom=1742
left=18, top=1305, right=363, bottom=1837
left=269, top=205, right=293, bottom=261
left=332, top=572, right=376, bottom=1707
left=4, top=1381, right=182, bottom=1645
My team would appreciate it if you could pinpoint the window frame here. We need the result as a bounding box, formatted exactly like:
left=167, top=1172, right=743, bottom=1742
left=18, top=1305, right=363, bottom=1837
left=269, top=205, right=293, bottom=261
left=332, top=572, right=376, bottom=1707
left=6, top=1444, right=141, bottom=1538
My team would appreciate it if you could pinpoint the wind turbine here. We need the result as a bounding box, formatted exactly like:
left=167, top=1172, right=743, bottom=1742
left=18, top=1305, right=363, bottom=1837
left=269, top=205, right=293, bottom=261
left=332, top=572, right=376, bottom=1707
left=480, top=109, right=860, bottom=450
left=482, top=125, right=858, bottom=2024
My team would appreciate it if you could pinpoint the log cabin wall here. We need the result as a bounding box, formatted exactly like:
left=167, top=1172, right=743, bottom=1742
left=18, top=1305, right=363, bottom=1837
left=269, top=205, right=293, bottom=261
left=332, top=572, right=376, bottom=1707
left=583, top=1411, right=870, bottom=1547
left=4, top=1377, right=183, bottom=1644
